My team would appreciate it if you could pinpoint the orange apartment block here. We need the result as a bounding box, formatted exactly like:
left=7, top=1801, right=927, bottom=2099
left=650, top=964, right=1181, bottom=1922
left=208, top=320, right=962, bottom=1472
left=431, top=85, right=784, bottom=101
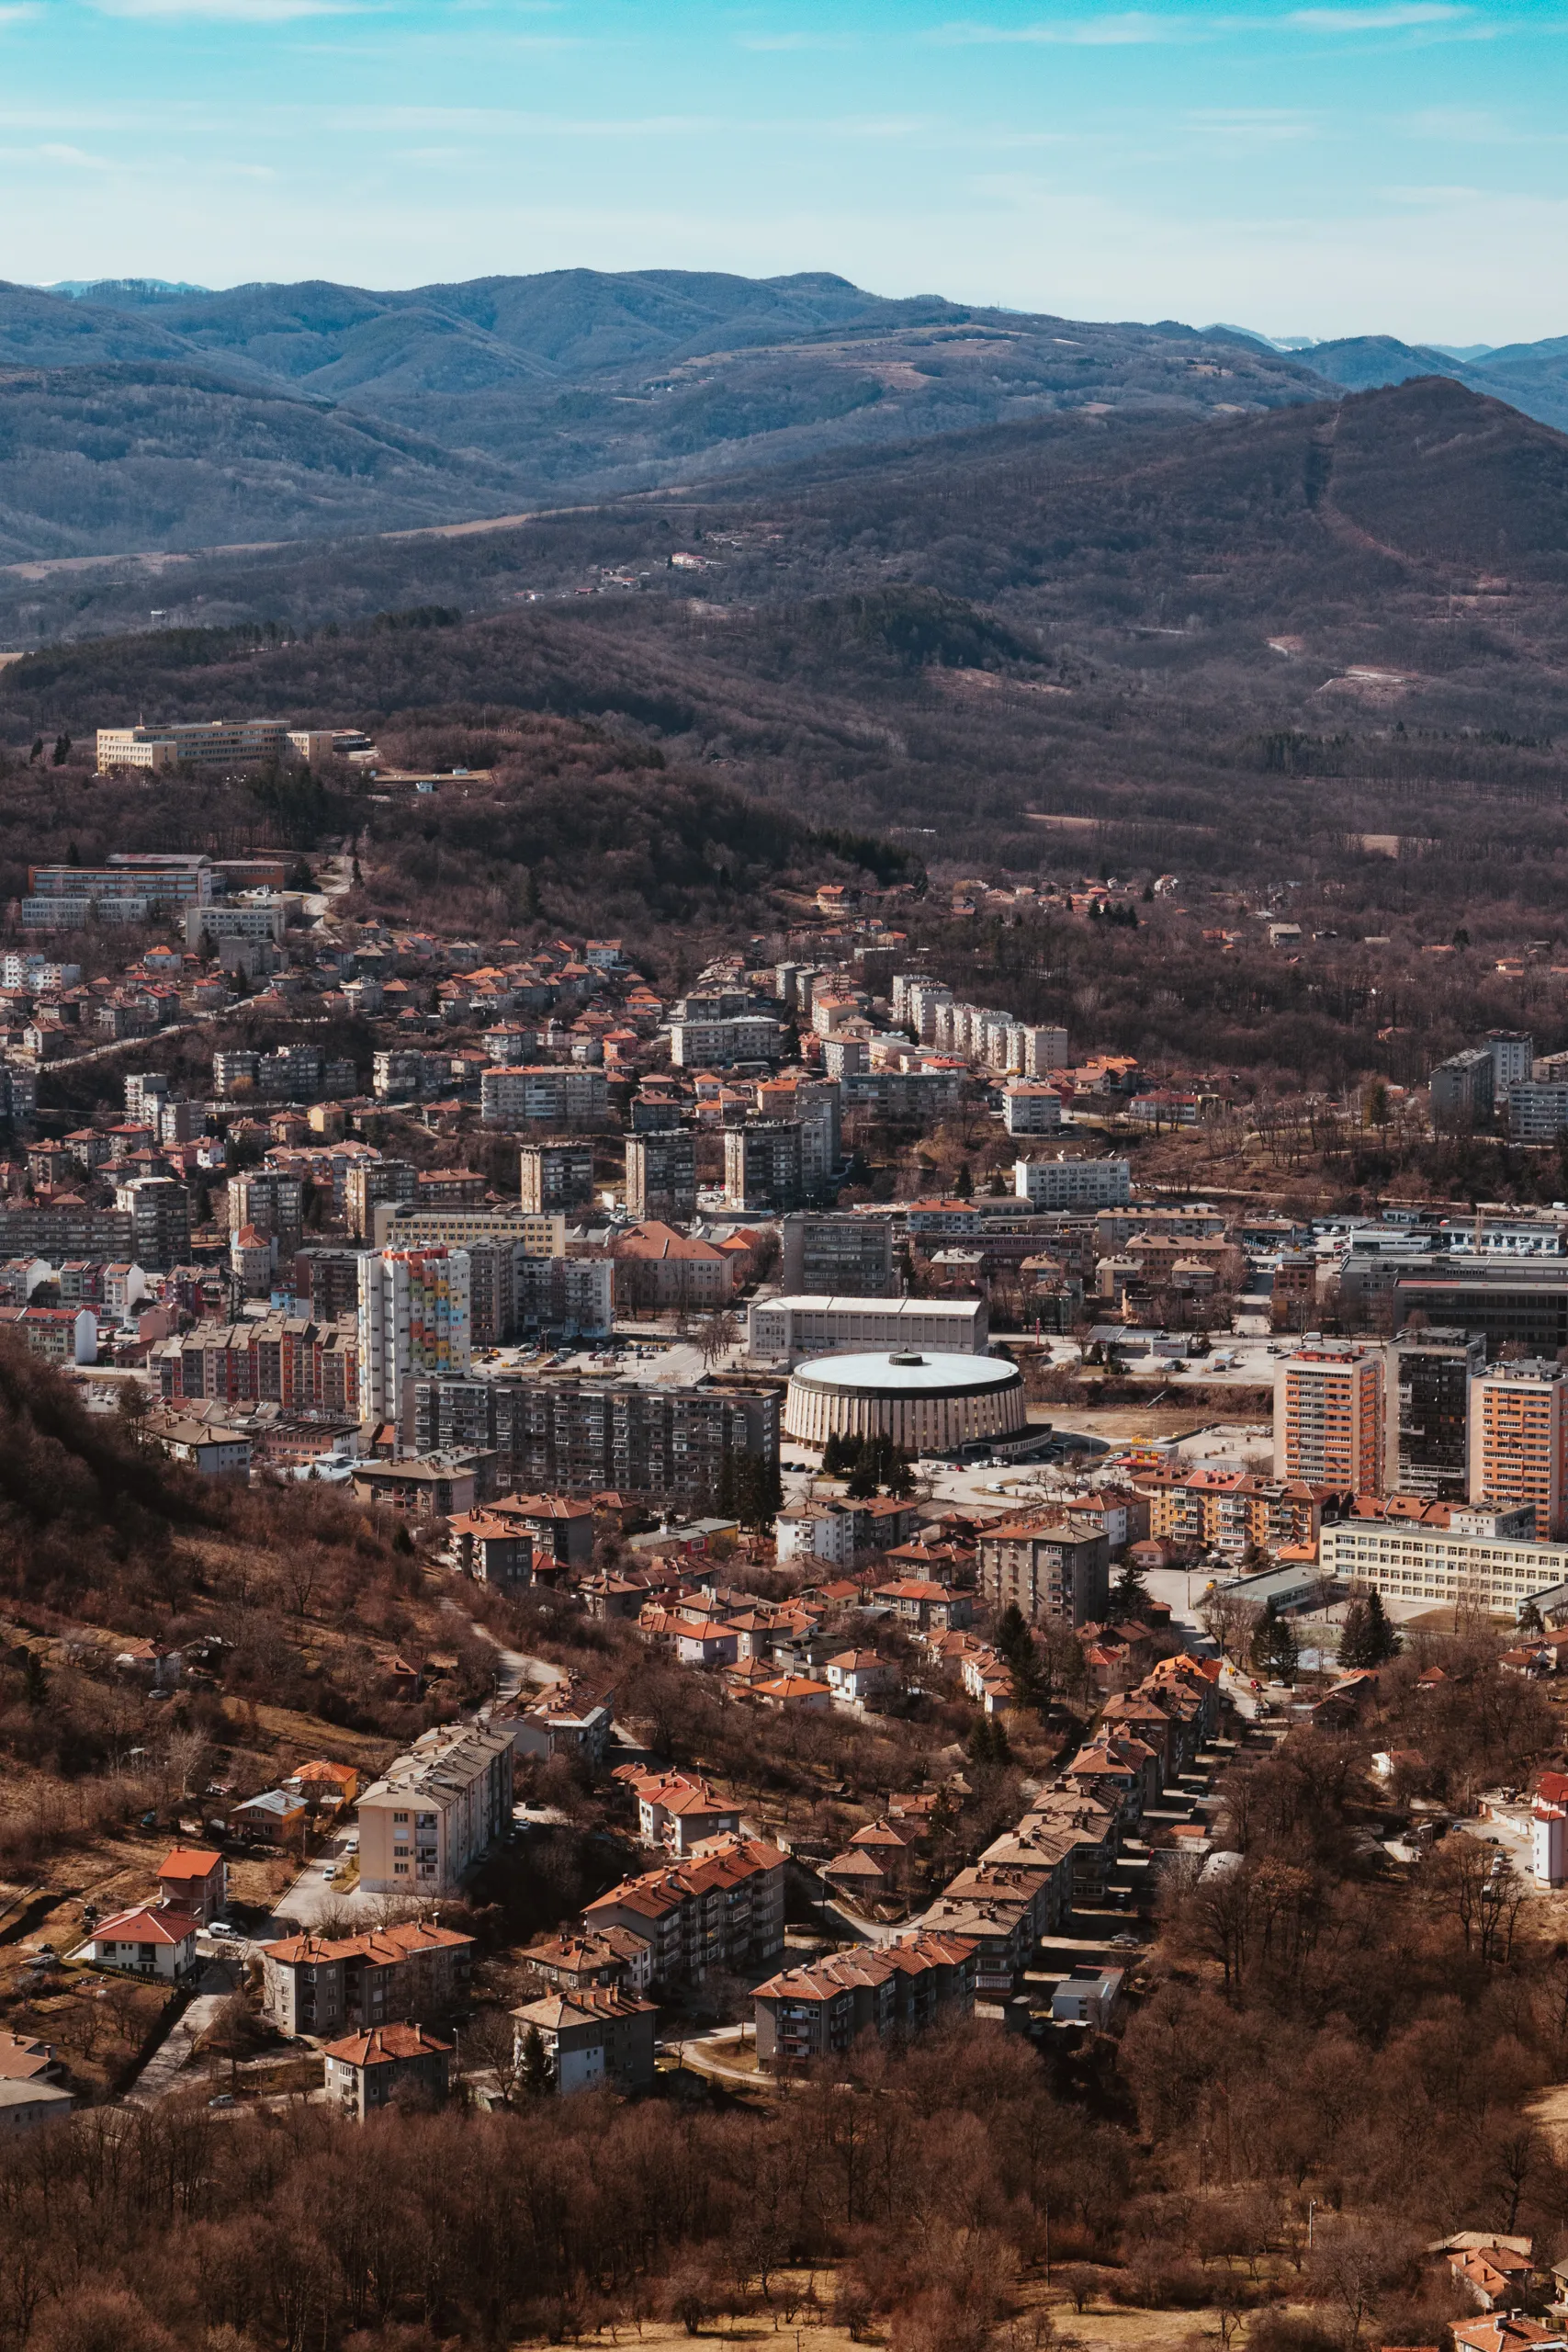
left=1272, top=1342, right=1383, bottom=1493
left=1469, top=1359, right=1568, bottom=1540
left=1135, top=1466, right=1337, bottom=1557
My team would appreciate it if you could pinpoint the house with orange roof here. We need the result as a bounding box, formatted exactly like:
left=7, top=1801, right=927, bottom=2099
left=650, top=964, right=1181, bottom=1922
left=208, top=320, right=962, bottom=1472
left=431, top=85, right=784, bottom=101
left=81, top=1904, right=200, bottom=1980
left=280, top=1759, right=360, bottom=1810
left=155, top=1845, right=227, bottom=1921
left=323, top=2022, right=453, bottom=2119
left=755, top=1674, right=832, bottom=1712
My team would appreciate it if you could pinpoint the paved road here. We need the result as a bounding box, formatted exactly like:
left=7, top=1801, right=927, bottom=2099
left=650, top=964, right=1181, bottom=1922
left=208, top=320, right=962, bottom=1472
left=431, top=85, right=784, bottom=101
left=126, top=1960, right=236, bottom=2106
left=257, top=1824, right=377, bottom=1936
left=451, top=1604, right=550, bottom=1703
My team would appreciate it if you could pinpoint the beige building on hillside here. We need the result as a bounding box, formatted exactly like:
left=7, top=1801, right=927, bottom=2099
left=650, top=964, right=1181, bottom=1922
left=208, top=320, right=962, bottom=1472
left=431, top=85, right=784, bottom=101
left=356, top=1724, right=514, bottom=1895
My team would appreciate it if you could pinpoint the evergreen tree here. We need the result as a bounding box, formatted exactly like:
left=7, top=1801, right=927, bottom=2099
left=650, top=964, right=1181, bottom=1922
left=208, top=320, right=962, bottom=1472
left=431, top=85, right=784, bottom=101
left=1339, top=1589, right=1400, bottom=1668
left=1250, top=1598, right=1300, bottom=1684
left=518, top=2023, right=553, bottom=2098
left=994, top=1602, right=1033, bottom=1671
left=1519, top=1598, right=1546, bottom=1636
left=844, top=1452, right=879, bottom=1500
left=884, top=1445, right=915, bottom=1499
left=966, top=1713, right=1011, bottom=1771
left=953, top=1159, right=974, bottom=1200
left=715, top=1446, right=738, bottom=1518
left=1111, top=1560, right=1150, bottom=1617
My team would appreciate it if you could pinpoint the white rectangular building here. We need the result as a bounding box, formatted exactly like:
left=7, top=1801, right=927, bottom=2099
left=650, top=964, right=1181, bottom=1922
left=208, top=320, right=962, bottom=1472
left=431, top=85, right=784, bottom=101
left=1014, top=1157, right=1130, bottom=1208
left=1003, top=1084, right=1065, bottom=1137
left=748, top=1293, right=987, bottom=1368
left=97, top=720, right=296, bottom=773
left=1319, top=1509, right=1568, bottom=1616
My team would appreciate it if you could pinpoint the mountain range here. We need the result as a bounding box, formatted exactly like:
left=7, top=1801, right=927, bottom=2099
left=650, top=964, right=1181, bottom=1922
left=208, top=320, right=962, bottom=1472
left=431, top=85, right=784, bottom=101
left=0, top=269, right=1344, bottom=560
left=4, top=267, right=1568, bottom=567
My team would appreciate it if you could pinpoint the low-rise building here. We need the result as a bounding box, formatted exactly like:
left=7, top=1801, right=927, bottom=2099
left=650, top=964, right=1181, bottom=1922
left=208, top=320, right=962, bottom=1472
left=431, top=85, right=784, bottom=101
left=261, top=1917, right=475, bottom=2038
left=0, top=2079, right=74, bottom=2134
left=511, top=1986, right=659, bottom=2093
left=323, top=2022, right=453, bottom=2119
left=752, top=1931, right=976, bottom=2070
left=498, top=1675, right=615, bottom=1766
left=155, top=1847, right=227, bottom=1922
left=81, top=1904, right=199, bottom=1979
left=518, top=1928, right=654, bottom=1997
left=748, top=1293, right=987, bottom=1367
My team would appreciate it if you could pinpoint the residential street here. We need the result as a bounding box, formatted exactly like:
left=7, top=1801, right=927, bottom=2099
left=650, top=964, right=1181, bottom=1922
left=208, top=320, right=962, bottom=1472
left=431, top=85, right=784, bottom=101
left=125, top=1960, right=237, bottom=2106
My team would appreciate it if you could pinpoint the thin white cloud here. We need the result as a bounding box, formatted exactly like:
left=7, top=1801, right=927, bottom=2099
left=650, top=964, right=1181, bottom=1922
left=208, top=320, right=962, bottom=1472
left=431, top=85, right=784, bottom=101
left=39, top=141, right=111, bottom=167
left=1286, top=5, right=1467, bottom=26
left=736, top=30, right=856, bottom=50
left=928, top=13, right=1190, bottom=45
left=0, top=6, right=40, bottom=20
left=91, top=0, right=365, bottom=19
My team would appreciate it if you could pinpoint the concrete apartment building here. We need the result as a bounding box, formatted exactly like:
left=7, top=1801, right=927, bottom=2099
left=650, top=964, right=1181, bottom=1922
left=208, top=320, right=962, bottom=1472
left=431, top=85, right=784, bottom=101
left=1387, top=1327, right=1484, bottom=1499
left=1430, top=1047, right=1496, bottom=1123
left=625, top=1130, right=697, bottom=1223
left=480, top=1066, right=609, bottom=1128
left=356, top=1724, right=514, bottom=1895
left=975, top=1514, right=1111, bottom=1628
left=345, top=1158, right=418, bottom=1238
left=519, top=1139, right=595, bottom=1216
left=261, top=1917, right=474, bottom=2037
left=583, top=1836, right=786, bottom=1984
left=747, top=1293, right=987, bottom=1367
left=781, top=1212, right=896, bottom=1297
left=413, top=1374, right=779, bottom=1510
left=1014, top=1157, right=1131, bottom=1208
left=323, top=2024, right=453, bottom=2120
left=357, top=1246, right=471, bottom=1425
left=752, top=1932, right=976, bottom=2071
left=115, top=1176, right=190, bottom=1272
left=1003, top=1084, right=1065, bottom=1137
left=723, top=1120, right=803, bottom=1212
left=1469, top=1358, right=1568, bottom=1538
left=1272, top=1340, right=1384, bottom=1490
left=510, top=1987, right=658, bottom=2094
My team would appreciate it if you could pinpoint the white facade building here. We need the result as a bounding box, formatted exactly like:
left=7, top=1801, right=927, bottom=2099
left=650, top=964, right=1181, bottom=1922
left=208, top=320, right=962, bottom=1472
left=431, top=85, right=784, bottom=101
left=1318, top=1509, right=1568, bottom=1616
left=1003, top=1084, right=1065, bottom=1137
left=748, top=1294, right=987, bottom=1368
left=1014, top=1157, right=1131, bottom=1208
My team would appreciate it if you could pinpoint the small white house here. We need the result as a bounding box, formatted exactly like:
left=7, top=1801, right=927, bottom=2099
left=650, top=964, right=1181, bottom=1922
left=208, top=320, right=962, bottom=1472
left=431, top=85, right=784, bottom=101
left=825, top=1650, right=897, bottom=1705
left=81, top=1904, right=198, bottom=1980
left=1052, top=1968, right=1125, bottom=2029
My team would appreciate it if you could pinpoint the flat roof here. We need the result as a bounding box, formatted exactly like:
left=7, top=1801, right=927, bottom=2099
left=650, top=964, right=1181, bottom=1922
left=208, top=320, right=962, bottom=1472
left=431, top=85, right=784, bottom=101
left=790, top=1350, right=1020, bottom=1396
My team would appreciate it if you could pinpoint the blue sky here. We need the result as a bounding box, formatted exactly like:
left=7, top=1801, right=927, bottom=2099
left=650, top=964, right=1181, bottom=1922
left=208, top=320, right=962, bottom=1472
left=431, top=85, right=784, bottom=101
left=6, top=0, right=1568, bottom=340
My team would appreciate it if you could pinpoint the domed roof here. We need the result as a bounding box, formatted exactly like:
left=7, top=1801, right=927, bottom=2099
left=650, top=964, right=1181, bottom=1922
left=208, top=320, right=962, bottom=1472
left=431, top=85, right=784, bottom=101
left=789, top=1350, right=1020, bottom=1396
